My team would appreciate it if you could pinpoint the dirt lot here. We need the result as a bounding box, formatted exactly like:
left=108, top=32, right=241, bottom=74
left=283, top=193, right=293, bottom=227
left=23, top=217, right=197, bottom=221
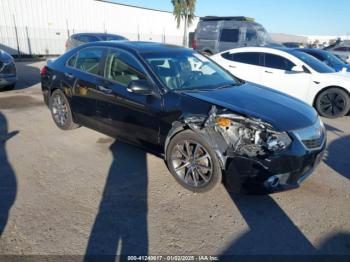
left=0, top=61, right=349, bottom=257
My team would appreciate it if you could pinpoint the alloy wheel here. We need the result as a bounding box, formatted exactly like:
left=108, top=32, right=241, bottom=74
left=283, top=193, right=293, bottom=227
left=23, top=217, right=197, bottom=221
left=51, top=94, right=68, bottom=126
left=170, top=140, right=213, bottom=188
left=319, top=92, right=346, bottom=117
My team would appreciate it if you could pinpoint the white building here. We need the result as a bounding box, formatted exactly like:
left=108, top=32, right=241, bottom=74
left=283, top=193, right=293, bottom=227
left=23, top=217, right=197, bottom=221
left=0, top=0, right=199, bottom=55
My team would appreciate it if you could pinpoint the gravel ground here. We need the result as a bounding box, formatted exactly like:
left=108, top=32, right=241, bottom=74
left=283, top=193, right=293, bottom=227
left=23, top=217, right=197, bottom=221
left=0, top=61, right=349, bottom=258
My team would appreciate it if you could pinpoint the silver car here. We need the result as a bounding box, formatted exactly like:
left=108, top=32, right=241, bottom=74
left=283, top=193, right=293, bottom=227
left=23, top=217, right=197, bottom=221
left=326, top=42, right=350, bottom=63
left=0, top=49, right=16, bottom=90
left=65, top=33, right=128, bottom=51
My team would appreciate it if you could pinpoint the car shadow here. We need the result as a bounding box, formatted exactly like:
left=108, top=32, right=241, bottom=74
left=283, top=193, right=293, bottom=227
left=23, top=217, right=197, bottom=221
left=84, top=141, right=148, bottom=261
left=0, top=112, right=18, bottom=236
left=219, top=192, right=316, bottom=256
left=323, top=135, right=350, bottom=180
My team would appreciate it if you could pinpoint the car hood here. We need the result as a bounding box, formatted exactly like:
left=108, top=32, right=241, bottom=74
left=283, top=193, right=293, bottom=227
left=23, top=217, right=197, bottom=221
left=0, top=49, right=13, bottom=62
left=184, top=83, right=318, bottom=131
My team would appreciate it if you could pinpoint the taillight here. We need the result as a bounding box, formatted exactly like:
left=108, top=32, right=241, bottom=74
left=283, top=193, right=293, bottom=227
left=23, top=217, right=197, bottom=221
left=192, top=38, right=198, bottom=49
left=41, top=66, right=47, bottom=77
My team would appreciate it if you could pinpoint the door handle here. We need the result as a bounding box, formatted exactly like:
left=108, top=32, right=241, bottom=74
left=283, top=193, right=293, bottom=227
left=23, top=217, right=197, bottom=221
left=98, top=85, right=112, bottom=94
left=64, top=72, right=74, bottom=79
left=229, top=65, right=236, bottom=68
left=265, top=70, right=273, bottom=74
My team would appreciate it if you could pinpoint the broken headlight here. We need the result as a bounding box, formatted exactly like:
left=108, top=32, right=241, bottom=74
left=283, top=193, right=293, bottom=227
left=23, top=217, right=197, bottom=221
left=213, top=114, right=292, bottom=155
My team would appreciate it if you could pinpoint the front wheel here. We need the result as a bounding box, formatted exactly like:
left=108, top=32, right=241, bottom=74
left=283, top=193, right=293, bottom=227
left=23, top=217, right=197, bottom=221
left=315, top=88, right=350, bottom=118
left=166, top=130, right=222, bottom=193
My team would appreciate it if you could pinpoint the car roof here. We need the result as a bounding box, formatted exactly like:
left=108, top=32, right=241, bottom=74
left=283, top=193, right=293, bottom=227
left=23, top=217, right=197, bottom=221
left=75, top=41, right=191, bottom=54
left=71, top=32, right=125, bottom=38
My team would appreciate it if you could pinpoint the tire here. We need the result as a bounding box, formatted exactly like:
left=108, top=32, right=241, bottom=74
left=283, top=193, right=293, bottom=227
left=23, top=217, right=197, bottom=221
left=49, top=89, right=79, bottom=130
left=166, top=130, right=222, bottom=193
left=315, top=88, right=350, bottom=118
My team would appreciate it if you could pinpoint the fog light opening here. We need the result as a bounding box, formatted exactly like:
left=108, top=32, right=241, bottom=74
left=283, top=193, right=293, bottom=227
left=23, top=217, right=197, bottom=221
left=267, top=175, right=280, bottom=188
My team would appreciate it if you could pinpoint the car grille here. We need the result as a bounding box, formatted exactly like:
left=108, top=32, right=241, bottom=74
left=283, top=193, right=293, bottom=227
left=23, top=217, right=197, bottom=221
left=293, top=118, right=326, bottom=151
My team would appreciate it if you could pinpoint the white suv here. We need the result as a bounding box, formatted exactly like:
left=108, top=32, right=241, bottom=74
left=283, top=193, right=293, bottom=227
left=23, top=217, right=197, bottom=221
left=212, top=47, right=350, bottom=118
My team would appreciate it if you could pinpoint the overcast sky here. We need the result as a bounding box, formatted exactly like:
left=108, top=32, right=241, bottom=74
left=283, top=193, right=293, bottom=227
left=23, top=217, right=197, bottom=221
left=111, top=0, right=350, bottom=36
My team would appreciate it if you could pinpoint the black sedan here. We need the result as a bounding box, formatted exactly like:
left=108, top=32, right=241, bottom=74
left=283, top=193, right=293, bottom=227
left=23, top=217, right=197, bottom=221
left=0, top=49, right=16, bottom=90
left=41, top=41, right=326, bottom=193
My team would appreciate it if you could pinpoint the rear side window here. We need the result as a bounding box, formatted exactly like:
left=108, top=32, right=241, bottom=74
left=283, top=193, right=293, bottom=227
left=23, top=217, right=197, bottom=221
left=105, top=49, right=146, bottom=86
left=74, top=48, right=104, bottom=75
left=232, top=52, right=261, bottom=66
left=264, top=53, right=295, bottom=71
left=74, top=35, right=99, bottom=43
left=220, top=29, right=239, bottom=43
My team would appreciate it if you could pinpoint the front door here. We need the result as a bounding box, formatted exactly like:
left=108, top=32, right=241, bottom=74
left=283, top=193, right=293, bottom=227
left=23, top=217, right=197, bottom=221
left=261, top=53, right=311, bottom=100
left=96, top=48, right=162, bottom=150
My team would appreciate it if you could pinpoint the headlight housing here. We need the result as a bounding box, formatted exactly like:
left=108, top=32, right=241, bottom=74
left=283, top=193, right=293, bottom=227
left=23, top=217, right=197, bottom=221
left=212, top=113, right=292, bottom=155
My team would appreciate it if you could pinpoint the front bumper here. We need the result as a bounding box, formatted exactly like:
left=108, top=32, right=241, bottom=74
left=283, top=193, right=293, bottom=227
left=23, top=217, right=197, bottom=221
left=0, top=75, right=17, bottom=88
left=225, top=127, right=327, bottom=193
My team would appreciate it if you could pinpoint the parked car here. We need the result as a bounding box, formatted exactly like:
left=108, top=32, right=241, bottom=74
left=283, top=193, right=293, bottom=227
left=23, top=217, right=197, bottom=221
left=212, top=47, right=350, bottom=118
left=0, top=49, right=16, bottom=90
left=324, top=43, right=350, bottom=64
left=65, top=33, right=128, bottom=51
left=41, top=41, right=326, bottom=193
left=295, top=48, right=350, bottom=72
left=192, top=16, right=278, bottom=55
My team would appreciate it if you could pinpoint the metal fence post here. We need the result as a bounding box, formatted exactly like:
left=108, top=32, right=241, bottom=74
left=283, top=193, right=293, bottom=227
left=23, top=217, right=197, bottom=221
left=13, top=15, right=21, bottom=58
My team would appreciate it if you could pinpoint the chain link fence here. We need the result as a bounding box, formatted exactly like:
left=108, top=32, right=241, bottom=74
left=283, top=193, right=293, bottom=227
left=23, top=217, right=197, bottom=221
left=0, top=25, right=184, bottom=56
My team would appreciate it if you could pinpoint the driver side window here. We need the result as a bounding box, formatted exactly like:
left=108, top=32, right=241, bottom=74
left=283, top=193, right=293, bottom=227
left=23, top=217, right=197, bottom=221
left=104, top=49, right=147, bottom=86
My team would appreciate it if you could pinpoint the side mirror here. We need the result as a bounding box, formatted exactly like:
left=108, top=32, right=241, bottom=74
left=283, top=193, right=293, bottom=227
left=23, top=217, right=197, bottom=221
left=291, top=65, right=305, bottom=73
left=127, top=80, right=153, bottom=96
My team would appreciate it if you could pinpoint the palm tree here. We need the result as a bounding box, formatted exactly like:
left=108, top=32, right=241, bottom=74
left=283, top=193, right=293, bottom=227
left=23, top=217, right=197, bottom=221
left=171, top=0, right=196, bottom=47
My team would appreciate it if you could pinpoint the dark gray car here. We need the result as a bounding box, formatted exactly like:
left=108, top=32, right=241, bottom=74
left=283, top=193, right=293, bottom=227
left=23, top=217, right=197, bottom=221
left=192, top=16, right=277, bottom=55
left=0, top=49, right=16, bottom=90
left=65, top=33, right=128, bottom=51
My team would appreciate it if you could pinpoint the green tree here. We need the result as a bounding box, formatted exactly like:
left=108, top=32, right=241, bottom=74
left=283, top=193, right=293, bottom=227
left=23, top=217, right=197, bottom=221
left=171, top=0, right=196, bottom=47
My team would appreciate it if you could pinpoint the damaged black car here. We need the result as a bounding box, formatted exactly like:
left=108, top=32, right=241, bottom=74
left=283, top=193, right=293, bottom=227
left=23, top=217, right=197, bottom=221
left=41, top=41, right=326, bottom=193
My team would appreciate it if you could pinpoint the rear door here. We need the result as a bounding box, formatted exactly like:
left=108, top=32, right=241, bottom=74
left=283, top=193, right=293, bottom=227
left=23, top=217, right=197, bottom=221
left=220, top=51, right=263, bottom=83
left=63, top=47, right=106, bottom=126
left=95, top=48, right=162, bottom=150
left=261, top=53, right=312, bottom=100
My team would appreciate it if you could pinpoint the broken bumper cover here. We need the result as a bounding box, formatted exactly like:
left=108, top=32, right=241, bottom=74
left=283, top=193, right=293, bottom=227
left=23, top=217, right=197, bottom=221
left=225, top=132, right=326, bottom=192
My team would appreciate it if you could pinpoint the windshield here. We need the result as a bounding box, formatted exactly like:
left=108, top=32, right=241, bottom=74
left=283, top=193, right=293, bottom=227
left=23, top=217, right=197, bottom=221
left=142, top=51, right=238, bottom=90
left=257, top=27, right=272, bottom=44
left=324, top=52, right=347, bottom=65
left=292, top=51, right=335, bottom=73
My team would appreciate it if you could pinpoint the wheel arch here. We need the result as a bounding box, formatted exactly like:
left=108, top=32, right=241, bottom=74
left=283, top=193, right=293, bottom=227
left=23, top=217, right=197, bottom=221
left=164, top=121, right=226, bottom=169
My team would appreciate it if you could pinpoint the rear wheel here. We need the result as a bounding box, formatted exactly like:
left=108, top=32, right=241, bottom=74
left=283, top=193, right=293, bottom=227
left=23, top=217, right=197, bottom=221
left=315, top=88, right=350, bottom=118
left=166, top=130, right=222, bottom=193
left=49, top=89, right=79, bottom=130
